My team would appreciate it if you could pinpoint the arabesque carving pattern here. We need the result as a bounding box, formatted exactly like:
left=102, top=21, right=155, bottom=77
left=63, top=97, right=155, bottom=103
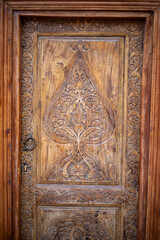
left=42, top=214, right=113, bottom=240
left=20, top=19, right=38, bottom=239
left=21, top=18, right=144, bottom=240
left=38, top=208, right=118, bottom=240
left=36, top=187, right=136, bottom=205
left=44, top=41, right=115, bottom=182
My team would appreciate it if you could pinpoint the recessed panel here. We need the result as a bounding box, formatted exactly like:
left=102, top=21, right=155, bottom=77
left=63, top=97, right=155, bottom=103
left=37, top=206, right=122, bottom=240
left=35, top=36, right=125, bottom=185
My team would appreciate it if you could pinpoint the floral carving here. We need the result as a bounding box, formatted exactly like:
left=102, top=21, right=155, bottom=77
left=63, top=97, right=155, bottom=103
left=20, top=19, right=38, bottom=239
left=36, top=187, right=128, bottom=205
left=42, top=214, right=113, bottom=240
left=69, top=18, right=94, bottom=31
left=44, top=41, right=115, bottom=182
left=38, top=208, right=117, bottom=240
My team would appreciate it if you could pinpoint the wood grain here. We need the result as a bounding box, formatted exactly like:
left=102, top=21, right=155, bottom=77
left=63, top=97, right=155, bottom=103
left=12, top=11, right=21, bottom=240
left=0, top=0, right=4, bottom=239
left=5, top=1, right=160, bottom=11
left=3, top=5, right=12, bottom=240
left=18, top=11, right=150, bottom=18
left=138, top=15, right=153, bottom=240
left=146, top=8, right=160, bottom=240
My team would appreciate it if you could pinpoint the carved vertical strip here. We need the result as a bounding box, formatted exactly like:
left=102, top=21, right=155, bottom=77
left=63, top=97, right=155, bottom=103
left=20, top=19, right=38, bottom=239
left=125, top=21, right=144, bottom=240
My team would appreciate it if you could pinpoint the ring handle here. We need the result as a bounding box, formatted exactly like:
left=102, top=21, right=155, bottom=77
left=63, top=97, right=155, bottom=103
left=23, top=137, right=36, bottom=151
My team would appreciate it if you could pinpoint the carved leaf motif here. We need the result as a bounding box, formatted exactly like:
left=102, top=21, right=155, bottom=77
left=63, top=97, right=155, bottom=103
left=44, top=41, right=115, bottom=181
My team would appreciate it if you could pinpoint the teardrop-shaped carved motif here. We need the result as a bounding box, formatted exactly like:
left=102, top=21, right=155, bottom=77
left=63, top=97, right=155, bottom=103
left=44, top=41, right=115, bottom=181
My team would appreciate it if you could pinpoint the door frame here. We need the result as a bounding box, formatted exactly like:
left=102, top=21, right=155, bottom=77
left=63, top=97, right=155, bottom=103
left=0, top=1, right=160, bottom=239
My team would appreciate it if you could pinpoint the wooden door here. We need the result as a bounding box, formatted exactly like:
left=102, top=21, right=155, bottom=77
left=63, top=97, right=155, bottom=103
left=20, top=17, right=145, bottom=240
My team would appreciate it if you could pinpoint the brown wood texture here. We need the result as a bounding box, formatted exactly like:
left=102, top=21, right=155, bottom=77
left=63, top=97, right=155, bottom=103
left=138, top=15, right=153, bottom=239
left=3, top=5, right=12, bottom=240
left=146, top=8, right=160, bottom=240
left=0, top=1, right=160, bottom=240
left=0, top=0, right=4, bottom=239
left=12, top=11, right=21, bottom=240
left=5, top=1, right=160, bottom=11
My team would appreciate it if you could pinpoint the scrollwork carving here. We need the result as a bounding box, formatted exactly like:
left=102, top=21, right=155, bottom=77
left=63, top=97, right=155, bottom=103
left=20, top=19, right=38, bottom=240
left=44, top=41, right=115, bottom=182
left=36, top=188, right=127, bottom=205
left=38, top=208, right=118, bottom=240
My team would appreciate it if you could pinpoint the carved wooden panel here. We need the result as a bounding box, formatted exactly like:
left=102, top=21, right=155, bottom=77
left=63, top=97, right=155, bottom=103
left=37, top=206, right=121, bottom=240
left=36, top=36, right=124, bottom=185
left=20, top=18, right=145, bottom=240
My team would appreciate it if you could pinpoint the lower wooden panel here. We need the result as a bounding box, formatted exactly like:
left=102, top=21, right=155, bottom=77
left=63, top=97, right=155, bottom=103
left=37, top=206, right=122, bottom=240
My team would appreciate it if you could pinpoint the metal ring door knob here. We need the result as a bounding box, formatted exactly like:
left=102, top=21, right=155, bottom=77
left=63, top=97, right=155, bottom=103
left=23, top=137, right=36, bottom=151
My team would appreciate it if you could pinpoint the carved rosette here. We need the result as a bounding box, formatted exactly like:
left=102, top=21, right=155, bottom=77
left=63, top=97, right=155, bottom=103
left=21, top=18, right=144, bottom=240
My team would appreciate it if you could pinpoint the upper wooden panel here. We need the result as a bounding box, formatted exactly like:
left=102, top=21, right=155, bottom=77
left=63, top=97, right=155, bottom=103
left=35, top=35, right=125, bottom=185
